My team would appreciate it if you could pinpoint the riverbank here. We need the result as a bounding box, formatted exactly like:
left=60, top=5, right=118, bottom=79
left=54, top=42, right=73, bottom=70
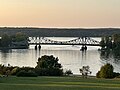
left=0, top=27, right=120, bottom=37
left=0, top=46, right=29, bottom=50
left=0, top=76, right=120, bottom=90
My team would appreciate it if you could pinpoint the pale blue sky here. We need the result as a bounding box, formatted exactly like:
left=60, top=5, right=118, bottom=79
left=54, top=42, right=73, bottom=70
left=0, top=0, right=120, bottom=27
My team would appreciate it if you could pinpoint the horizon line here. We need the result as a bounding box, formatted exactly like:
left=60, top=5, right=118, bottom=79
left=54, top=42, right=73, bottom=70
left=0, top=26, right=120, bottom=29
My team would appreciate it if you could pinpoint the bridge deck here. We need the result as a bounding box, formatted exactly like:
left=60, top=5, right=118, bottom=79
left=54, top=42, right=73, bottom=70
left=28, top=37, right=101, bottom=46
left=29, top=43, right=100, bottom=46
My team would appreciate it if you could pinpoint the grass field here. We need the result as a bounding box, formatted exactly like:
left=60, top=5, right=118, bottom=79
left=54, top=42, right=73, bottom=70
left=0, top=76, right=120, bottom=90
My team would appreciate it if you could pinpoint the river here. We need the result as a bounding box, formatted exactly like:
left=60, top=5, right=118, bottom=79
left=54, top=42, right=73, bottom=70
left=0, top=37, right=120, bottom=76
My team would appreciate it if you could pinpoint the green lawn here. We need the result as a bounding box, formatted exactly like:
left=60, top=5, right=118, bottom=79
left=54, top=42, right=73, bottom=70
left=0, top=76, right=120, bottom=90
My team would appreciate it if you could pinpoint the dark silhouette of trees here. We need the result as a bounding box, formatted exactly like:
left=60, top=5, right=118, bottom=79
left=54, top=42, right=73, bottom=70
left=0, top=33, right=28, bottom=48
left=35, top=55, right=63, bottom=76
left=100, top=34, right=120, bottom=60
left=64, top=69, right=73, bottom=76
left=0, top=34, right=12, bottom=47
left=12, top=32, right=28, bottom=42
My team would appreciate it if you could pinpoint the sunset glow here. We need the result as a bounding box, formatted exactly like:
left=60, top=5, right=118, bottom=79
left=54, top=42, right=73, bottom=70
left=0, top=0, right=120, bottom=27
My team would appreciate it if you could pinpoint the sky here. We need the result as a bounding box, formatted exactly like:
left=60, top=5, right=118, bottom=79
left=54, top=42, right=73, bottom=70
left=0, top=0, right=120, bottom=28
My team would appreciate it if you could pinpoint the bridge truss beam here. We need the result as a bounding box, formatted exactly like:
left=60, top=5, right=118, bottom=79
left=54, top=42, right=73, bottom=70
left=28, top=37, right=100, bottom=46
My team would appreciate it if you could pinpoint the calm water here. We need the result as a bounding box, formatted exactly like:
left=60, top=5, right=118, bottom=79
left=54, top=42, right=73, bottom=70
left=0, top=37, right=120, bottom=76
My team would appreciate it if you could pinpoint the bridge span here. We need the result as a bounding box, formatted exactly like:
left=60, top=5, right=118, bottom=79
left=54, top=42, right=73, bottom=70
left=28, top=37, right=100, bottom=46
left=28, top=37, right=101, bottom=50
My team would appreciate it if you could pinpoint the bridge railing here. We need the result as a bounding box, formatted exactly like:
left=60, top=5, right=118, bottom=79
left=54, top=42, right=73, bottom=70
left=28, top=37, right=100, bottom=46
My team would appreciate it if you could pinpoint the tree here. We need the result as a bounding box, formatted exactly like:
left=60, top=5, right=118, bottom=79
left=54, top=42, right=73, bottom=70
left=64, top=69, right=73, bottom=76
left=100, top=37, right=106, bottom=49
left=100, top=36, right=112, bottom=49
left=96, top=63, right=114, bottom=78
left=0, top=34, right=12, bottom=47
left=79, top=66, right=92, bottom=78
left=15, top=32, right=28, bottom=41
left=0, top=33, right=28, bottom=47
left=35, top=55, right=63, bottom=76
left=12, top=32, right=28, bottom=42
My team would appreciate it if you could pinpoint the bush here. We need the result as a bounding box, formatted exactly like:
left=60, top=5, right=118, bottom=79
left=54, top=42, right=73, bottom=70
left=10, top=67, right=19, bottom=75
left=16, top=70, right=38, bottom=77
left=96, top=71, right=100, bottom=78
left=35, top=68, right=63, bottom=76
left=19, top=67, right=34, bottom=72
left=96, top=64, right=114, bottom=78
left=113, top=72, right=120, bottom=78
left=64, top=69, right=73, bottom=76
left=115, top=75, right=120, bottom=78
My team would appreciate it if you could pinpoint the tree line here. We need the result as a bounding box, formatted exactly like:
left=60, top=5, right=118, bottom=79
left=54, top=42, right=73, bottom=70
left=100, top=34, right=120, bottom=59
left=0, top=55, right=63, bottom=77
left=0, top=32, right=28, bottom=47
left=0, top=27, right=120, bottom=37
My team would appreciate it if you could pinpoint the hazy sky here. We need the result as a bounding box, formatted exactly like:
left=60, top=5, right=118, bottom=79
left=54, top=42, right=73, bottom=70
left=0, top=0, right=120, bottom=27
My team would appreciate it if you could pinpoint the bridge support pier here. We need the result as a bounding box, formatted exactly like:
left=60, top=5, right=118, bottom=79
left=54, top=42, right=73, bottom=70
left=35, top=45, right=37, bottom=50
left=38, top=44, right=41, bottom=50
left=80, top=45, right=87, bottom=51
left=35, top=44, right=41, bottom=50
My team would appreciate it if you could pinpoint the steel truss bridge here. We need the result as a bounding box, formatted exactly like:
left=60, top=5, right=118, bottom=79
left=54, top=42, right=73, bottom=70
left=28, top=37, right=101, bottom=46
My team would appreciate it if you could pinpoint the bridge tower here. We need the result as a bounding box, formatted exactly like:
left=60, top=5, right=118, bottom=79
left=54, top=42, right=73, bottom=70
left=34, top=37, right=41, bottom=50
left=80, top=37, right=87, bottom=51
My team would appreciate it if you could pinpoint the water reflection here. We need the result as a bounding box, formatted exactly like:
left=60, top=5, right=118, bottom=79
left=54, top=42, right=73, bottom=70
left=0, top=49, right=12, bottom=58
left=0, top=42, right=120, bottom=75
left=0, top=50, right=12, bottom=66
left=100, top=50, right=120, bottom=73
left=81, top=51, right=87, bottom=60
left=39, top=49, right=101, bottom=75
left=0, top=47, right=102, bottom=76
left=100, top=50, right=120, bottom=63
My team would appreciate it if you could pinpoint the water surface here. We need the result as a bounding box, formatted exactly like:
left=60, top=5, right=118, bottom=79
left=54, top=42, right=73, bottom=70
left=0, top=37, right=120, bottom=76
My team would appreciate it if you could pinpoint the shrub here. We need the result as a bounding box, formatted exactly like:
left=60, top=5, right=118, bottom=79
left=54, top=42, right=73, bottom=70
left=10, top=67, right=19, bottom=75
left=35, top=68, right=63, bottom=76
left=64, top=69, right=73, bottom=76
left=96, top=64, right=114, bottom=78
left=16, top=70, right=38, bottom=77
left=19, top=67, right=34, bottom=72
left=115, top=75, right=120, bottom=78
left=96, top=71, right=100, bottom=78
left=113, top=72, right=120, bottom=78
left=48, top=68, right=63, bottom=76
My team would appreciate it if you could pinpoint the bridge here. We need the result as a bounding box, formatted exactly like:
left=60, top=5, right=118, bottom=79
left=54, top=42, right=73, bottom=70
left=28, top=37, right=100, bottom=46
left=28, top=37, right=101, bottom=50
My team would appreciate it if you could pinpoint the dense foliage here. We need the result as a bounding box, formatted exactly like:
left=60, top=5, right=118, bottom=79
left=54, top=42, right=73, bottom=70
left=0, top=32, right=28, bottom=47
left=0, top=64, right=36, bottom=77
left=12, top=32, right=28, bottom=42
left=0, top=27, right=120, bottom=37
left=0, top=55, right=63, bottom=77
left=100, top=34, right=120, bottom=59
left=64, top=69, right=73, bottom=76
left=35, top=55, right=63, bottom=76
left=16, top=70, right=37, bottom=77
left=96, top=64, right=119, bottom=78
